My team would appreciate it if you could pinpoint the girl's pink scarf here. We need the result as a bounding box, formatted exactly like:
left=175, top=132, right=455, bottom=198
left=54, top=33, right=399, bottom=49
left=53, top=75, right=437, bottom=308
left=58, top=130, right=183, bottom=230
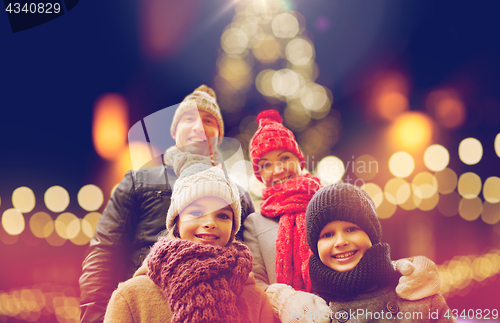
left=260, top=174, right=322, bottom=292
left=147, top=238, right=253, bottom=323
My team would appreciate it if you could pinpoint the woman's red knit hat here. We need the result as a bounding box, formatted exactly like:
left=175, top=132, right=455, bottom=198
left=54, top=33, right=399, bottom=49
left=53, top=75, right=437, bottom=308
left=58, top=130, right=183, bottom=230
left=249, top=109, right=305, bottom=182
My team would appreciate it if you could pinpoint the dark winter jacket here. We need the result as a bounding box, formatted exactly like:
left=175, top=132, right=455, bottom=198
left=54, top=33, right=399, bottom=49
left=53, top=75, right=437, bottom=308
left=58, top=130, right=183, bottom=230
left=78, top=165, right=255, bottom=323
left=326, top=284, right=454, bottom=323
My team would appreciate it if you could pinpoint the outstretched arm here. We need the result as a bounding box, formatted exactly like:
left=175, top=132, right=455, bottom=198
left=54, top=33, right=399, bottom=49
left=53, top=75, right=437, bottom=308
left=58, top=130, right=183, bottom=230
left=266, top=283, right=331, bottom=323
left=393, top=256, right=441, bottom=300
left=79, top=171, right=138, bottom=323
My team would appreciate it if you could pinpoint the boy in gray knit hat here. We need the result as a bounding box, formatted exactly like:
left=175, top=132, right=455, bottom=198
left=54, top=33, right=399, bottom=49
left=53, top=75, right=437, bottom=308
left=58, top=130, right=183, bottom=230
left=305, top=183, right=455, bottom=322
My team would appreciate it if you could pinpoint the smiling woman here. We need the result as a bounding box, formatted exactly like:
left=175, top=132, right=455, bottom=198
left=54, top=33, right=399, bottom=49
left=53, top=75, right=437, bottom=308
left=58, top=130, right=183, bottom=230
left=257, top=150, right=302, bottom=187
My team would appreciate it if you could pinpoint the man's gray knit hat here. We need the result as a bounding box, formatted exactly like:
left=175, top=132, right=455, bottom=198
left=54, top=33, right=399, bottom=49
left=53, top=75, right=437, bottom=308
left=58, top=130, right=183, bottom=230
left=166, top=164, right=241, bottom=243
left=170, top=85, right=224, bottom=143
left=306, top=183, right=382, bottom=256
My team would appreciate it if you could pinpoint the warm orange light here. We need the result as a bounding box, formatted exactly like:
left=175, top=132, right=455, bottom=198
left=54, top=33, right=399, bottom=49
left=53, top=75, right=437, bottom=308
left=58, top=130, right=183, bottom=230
left=389, top=112, right=434, bottom=152
left=426, top=89, right=466, bottom=129
left=92, top=94, right=129, bottom=160
left=370, top=72, right=409, bottom=121
left=375, top=92, right=409, bottom=121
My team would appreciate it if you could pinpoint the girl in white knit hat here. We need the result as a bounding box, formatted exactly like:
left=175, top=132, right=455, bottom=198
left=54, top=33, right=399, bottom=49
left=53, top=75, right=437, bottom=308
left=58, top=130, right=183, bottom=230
left=104, top=164, right=276, bottom=323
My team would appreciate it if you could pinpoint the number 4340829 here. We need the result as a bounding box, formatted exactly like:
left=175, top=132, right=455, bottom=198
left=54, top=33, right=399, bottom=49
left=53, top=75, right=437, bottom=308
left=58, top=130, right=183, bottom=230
left=5, top=2, right=61, bottom=14
left=444, top=308, right=498, bottom=320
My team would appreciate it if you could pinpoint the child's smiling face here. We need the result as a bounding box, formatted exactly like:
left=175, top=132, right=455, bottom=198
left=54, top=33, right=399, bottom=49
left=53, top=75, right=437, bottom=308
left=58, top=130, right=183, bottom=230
left=257, top=149, right=302, bottom=187
left=317, top=220, right=372, bottom=272
left=177, top=196, right=233, bottom=247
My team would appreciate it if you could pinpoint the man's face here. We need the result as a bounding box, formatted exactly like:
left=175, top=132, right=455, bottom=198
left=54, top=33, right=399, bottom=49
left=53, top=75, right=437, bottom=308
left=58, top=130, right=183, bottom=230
left=174, top=110, right=219, bottom=156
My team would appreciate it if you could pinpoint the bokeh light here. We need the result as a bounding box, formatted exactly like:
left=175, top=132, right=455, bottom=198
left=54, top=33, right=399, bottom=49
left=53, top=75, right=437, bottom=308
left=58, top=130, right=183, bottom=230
left=70, top=223, right=92, bottom=246
left=399, top=185, right=420, bottom=211
left=435, top=168, right=458, bottom=194
left=375, top=92, right=409, bottom=121
left=29, top=212, right=54, bottom=238
left=228, top=160, right=252, bottom=192
left=285, top=38, right=314, bottom=65
left=82, top=212, right=101, bottom=239
left=283, top=104, right=311, bottom=131
left=459, top=137, right=483, bottom=165
left=271, top=13, right=299, bottom=38
left=92, top=93, right=129, bottom=160
left=128, top=141, right=156, bottom=171
left=272, top=69, right=302, bottom=97
left=426, top=89, right=466, bottom=129
left=54, top=213, right=79, bottom=240
left=424, top=144, right=449, bottom=171
left=376, top=196, right=397, bottom=219
left=256, top=69, right=277, bottom=97
left=45, top=229, right=66, bottom=247
left=389, top=112, right=433, bottom=151
left=369, top=72, right=409, bottom=121
left=459, top=197, right=483, bottom=221
left=412, top=172, right=438, bottom=199
left=437, top=191, right=461, bottom=217
left=249, top=175, right=266, bottom=199
left=416, top=192, right=439, bottom=211
left=458, top=172, right=482, bottom=199
left=354, top=155, right=378, bottom=181
left=384, top=178, right=410, bottom=205
left=300, top=83, right=331, bottom=115
left=217, top=55, right=252, bottom=91
left=2, top=208, right=25, bottom=235
left=12, top=186, right=36, bottom=213
left=481, top=202, right=500, bottom=225
left=483, top=176, right=500, bottom=203
left=316, top=156, right=345, bottom=186
left=388, top=152, right=414, bottom=178
left=252, top=35, right=280, bottom=64
left=221, top=28, right=248, bottom=55
left=495, top=133, right=500, bottom=158
left=77, top=185, right=104, bottom=212
left=361, top=183, right=384, bottom=208
left=44, top=186, right=70, bottom=213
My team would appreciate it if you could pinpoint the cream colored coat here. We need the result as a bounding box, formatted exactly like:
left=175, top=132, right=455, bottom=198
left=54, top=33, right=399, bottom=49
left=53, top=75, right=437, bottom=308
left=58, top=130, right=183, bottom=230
left=103, top=261, right=278, bottom=323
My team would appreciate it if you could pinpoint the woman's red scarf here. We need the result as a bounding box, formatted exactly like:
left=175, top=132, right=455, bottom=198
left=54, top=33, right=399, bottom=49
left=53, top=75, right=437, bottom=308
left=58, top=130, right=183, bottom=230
left=260, top=174, right=322, bottom=292
left=147, top=238, right=253, bottom=323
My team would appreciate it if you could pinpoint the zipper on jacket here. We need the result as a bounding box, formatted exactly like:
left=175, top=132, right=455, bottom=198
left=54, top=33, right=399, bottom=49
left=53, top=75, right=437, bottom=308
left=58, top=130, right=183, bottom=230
left=155, top=190, right=169, bottom=198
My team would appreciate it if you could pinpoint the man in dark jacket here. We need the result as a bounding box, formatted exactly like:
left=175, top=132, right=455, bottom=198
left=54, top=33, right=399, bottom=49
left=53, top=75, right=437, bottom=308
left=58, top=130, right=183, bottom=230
left=79, top=85, right=255, bottom=323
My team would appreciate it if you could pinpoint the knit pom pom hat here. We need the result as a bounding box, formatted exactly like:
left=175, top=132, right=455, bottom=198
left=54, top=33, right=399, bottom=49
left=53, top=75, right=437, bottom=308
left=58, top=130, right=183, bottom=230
left=306, top=183, right=382, bottom=256
left=170, top=85, right=224, bottom=142
left=249, top=109, right=305, bottom=182
left=166, top=164, right=241, bottom=244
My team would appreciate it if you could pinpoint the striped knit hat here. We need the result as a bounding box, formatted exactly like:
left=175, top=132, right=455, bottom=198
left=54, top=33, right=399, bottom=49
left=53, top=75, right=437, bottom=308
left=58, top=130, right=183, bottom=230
left=166, top=164, right=241, bottom=244
left=249, top=109, right=305, bottom=182
left=170, top=85, right=224, bottom=143
left=306, top=183, right=382, bottom=256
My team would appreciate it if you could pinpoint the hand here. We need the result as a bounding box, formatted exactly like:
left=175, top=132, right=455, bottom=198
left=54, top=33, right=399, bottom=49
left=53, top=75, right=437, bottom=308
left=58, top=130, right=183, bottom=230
left=394, top=256, right=441, bottom=300
left=266, top=283, right=331, bottom=323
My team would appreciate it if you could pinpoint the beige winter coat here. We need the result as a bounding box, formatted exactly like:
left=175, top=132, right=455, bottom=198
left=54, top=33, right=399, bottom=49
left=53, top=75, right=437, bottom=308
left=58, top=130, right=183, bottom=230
left=103, top=261, right=278, bottom=323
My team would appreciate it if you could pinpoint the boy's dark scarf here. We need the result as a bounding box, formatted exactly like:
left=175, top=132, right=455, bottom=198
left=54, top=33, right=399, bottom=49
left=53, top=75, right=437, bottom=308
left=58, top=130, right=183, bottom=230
left=261, top=174, right=322, bottom=292
left=147, top=238, right=253, bottom=323
left=309, top=243, right=400, bottom=301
